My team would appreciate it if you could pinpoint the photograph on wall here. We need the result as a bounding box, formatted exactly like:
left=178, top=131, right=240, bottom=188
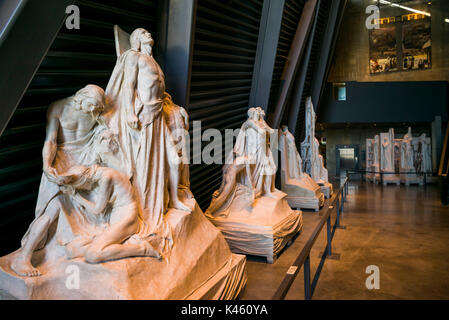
left=369, top=26, right=398, bottom=74
left=402, top=18, right=431, bottom=71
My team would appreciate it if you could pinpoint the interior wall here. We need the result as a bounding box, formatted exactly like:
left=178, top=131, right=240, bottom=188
left=328, top=0, right=449, bottom=83
left=319, top=81, right=448, bottom=123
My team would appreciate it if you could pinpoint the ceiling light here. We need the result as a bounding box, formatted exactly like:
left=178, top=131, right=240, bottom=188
left=379, top=0, right=431, bottom=17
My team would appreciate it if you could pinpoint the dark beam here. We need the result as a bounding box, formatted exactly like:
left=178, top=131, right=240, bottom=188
left=287, top=0, right=322, bottom=135
left=311, top=0, right=347, bottom=112
left=249, top=0, right=285, bottom=112
left=0, top=0, right=74, bottom=136
left=271, top=0, right=318, bottom=129
left=162, top=0, right=197, bottom=109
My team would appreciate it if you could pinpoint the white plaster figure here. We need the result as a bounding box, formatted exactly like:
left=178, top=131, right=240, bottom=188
left=279, top=126, right=324, bottom=211
left=206, top=108, right=303, bottom=264
left=300, top=97, right=333, bottom=198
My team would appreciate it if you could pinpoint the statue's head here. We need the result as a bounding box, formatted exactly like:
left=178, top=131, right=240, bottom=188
left=248, top=107, right=258, bottom=120
left=255, top=107, right=265, bottom=118
left=130, top=28, right=154, bottom=53
left=61, top=165, right=98, bottom=191
left=73, top=85, right=105, bottom=115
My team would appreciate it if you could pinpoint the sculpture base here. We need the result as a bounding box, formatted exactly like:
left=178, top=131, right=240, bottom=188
left=281, top=175, right=324, bottom=211
left=370, top=174, right=381, bottom=184
left=207, top=191, right=303, bottom=264
left=0, top=199, right=247, bottom=300
left=400, top=174, right=424, bottom=186
left=319, top=182, right=333, bottom=199
left=425, top=175, right=438, bottom=184
left=286, top=193, right=324, bottom=212
left=382, top=174, right=400, bottom=186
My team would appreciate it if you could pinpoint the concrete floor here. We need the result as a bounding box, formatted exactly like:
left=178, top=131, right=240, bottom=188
left=240, top=181, right=449, bottom=300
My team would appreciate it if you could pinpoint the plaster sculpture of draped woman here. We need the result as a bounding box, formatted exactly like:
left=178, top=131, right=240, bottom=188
left=373, top=135, right=380, bottom=171
left=401, top=127, right=414, bottom=172
left=382, top=137, right=393, bottom=171
left=282, top=126, right=303, bottom=181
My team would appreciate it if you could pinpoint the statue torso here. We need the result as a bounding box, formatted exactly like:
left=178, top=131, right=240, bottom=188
left=57, top=99, right=98, bottom=143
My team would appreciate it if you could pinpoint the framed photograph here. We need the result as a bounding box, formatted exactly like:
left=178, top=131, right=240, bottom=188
left=369, top=26, right=398, bottom=74
left=402, top=18, right=432, bottom=71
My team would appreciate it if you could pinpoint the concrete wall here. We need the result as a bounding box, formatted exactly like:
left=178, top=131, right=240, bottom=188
left=323, top=124, right=432, bottom=176
left=319, top=81, right=448, bottom=123
left=328, top=0, right=449, bottom=82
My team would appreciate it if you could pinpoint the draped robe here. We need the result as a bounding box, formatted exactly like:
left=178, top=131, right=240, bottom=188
left=105, top=50, right=177, bottom=239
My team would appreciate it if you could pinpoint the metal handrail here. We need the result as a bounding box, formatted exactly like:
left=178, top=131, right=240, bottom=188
left=346, top=169, right=436, bottom=185
left=272, top=177, right=349, bottom=300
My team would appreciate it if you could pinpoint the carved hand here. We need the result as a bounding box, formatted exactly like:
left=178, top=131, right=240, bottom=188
left=60, top=184, right=76, bottom=196
left=127, top=115, right=140, bottom=129
left=44, top=167, right=71, bottom=185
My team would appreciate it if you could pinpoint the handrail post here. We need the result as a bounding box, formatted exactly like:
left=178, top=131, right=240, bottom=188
left=340, top=190, right=345, bottom=212
left=335, top=198, right=340, bottom=227
left=304, top=255, right=311, bottom=300
left=326, top=215, right=332, bottom=256
left=345, top=180, right=348, bottom=198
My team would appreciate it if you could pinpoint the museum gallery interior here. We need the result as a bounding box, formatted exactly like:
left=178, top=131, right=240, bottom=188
left=0, top=0, right=448, bottom=301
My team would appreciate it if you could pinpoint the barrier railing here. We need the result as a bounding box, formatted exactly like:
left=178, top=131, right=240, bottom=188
left=272, top=177, right=349, bottom=300
left=345, top=169, right=436, bottom=185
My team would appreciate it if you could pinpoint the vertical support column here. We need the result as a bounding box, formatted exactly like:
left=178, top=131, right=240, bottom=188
left=249, top=0, right=285, bottom=112
left=162, top=0, right=197, bottom=109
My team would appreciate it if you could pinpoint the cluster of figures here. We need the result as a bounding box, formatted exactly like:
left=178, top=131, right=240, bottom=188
left=0, top=25, right=333, bottom=299
left=366, top=127, right=432, bottom=186
left=206, top=98, right=330, bottom=218
left=206, top=107, right=277, bottom=217
left=205, top=98, right=330, bottom=263
left=10, top=27, right=192, bottom=277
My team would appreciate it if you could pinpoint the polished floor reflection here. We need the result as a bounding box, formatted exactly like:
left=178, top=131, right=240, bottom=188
left=240, top=181, right=449, bottom=299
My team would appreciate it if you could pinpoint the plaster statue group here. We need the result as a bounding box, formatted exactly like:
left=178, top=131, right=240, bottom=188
left=366, top=127, right=431, bottom=186
left=206, top=108, right=303, bottom=264
left=0, top=24, right=333, bottom=298
left=301, top=97, right=333, bottom=198
left=0, top=26, right=246, bottom=300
